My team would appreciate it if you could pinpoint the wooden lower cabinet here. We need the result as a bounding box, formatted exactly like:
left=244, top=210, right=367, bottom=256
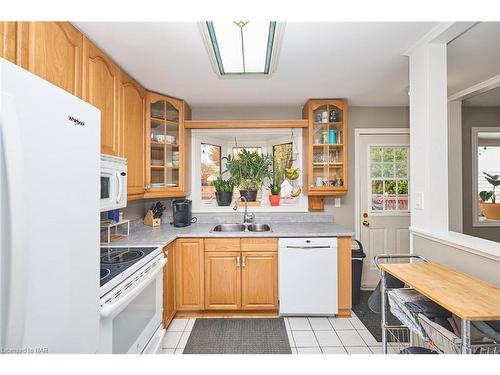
left=203, top=239, right=278, bottom=312
left=204, top=252, right=241, bottom=310
left=175, top=238, right=204, bottom=311
left=241, top=252, right=278, bottom=310
left=163, top=243, right=176, bottom=328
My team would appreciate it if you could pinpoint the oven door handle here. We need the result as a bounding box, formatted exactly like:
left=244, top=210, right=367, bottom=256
left=100, top=258, right=166, bottom=318
left=115, top=171, right=122, bottom=204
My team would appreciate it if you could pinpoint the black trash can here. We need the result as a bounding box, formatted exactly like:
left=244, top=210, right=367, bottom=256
left=351, top=240, right=366, bottom=305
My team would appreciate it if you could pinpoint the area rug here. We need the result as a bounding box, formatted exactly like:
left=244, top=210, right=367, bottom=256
left=182, top=318, right=292, bottom=354
left=352, top=291, right=400, bottom=342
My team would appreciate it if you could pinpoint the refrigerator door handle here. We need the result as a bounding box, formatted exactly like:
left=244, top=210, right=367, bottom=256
left=115, top=171, right=122, bottom=204
left=0, top=94, right=29, bottom=348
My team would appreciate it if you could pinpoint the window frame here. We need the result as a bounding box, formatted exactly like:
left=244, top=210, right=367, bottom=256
left=471, top=127, right=500, bottom=227
left=189, top=129, right=308, bottom=213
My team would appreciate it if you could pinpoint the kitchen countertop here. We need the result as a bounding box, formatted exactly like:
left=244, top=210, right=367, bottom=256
left=111, top=221, right=354, bottom=248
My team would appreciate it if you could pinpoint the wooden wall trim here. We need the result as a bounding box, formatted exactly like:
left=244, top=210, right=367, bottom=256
left=185, top=119, right=308, bottom=129
left=337, top=236, right=352, bottom=317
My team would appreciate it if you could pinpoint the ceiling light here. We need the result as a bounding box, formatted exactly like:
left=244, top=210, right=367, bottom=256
left=205, top=21, right=278, bottom=76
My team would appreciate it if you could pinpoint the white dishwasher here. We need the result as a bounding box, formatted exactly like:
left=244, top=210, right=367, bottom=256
left=278, top=237, right=338, bottom=316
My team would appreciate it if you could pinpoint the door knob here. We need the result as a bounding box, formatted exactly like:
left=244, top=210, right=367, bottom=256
left=362, top=212, right=368, bottom=218
left=362, top=220, right=370, bottom=227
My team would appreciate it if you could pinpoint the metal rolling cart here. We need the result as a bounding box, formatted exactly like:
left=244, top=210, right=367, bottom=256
left=375, top=254, right=429, bottom=354
left=374, top=254, right=500, bottom=355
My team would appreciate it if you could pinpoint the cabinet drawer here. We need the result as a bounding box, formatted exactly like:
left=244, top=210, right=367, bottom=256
left=241, top=238, right=277, bottom=252
left=205, top=238, right=241, bottom=252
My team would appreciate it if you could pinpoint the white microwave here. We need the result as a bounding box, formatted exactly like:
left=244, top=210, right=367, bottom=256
left=101, top=154, right=127, bottom=212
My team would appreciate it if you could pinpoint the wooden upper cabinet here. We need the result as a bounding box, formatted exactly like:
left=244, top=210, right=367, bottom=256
left=145, top=92, right=190, bottom=198
left=120, top=73, right=146, bottom=199
left=241, top=252, right=278, bottom=310
left=175, top=239, right=204, bottom=311
left=0, top=22, right=18, bottom=63
left=83, top=37, right=121, bottom=156
left=18, top=22, right=82, bottom=97
left=205, top=252, right=241, bottom=310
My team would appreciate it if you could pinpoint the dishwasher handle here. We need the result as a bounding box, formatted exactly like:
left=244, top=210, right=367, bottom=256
left=285, top=245, right=333, bottom=249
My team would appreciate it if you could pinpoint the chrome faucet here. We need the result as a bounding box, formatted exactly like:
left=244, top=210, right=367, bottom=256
left=233, top=196, right=255, bottom=224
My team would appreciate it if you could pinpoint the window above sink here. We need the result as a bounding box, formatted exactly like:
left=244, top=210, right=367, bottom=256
left=190, top=128, right=308, bottom=213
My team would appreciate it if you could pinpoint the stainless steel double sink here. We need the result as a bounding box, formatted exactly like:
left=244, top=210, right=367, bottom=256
left=211, top=223, right=272, bottom=233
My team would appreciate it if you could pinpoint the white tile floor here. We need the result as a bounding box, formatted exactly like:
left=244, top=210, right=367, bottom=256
left=159, top=312, right=384, bottom=354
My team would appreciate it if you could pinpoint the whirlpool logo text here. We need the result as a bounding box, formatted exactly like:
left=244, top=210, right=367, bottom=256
left=68, top=115, right=85, bottom=126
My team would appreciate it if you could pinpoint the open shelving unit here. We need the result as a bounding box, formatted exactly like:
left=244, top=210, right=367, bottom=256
left=303, top=99, right=348, bottom=210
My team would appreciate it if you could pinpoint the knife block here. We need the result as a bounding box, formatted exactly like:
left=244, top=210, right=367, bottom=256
left=144, top=210, right=161, bottom=227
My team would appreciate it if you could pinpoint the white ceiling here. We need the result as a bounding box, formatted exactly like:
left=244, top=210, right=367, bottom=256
left=74, top=22, right=437, bottom=107
left=448, top=22, right=500, bottom=96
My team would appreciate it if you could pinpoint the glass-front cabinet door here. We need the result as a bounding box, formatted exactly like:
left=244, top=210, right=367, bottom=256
left=145, top=93, right=187, bottom=198
left=305, top=99, right=348, bottom=196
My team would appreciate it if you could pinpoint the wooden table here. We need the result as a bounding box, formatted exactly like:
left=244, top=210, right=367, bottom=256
left=378, top=261, right=500, bottom=354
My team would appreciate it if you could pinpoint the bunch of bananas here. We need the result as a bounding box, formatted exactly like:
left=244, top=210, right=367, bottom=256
left=285, top=168, right=299, bottom=180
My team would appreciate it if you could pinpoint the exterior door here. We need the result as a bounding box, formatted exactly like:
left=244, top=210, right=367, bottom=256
left=241, top=252, right=278, bottom=310
left=204, top=252, right=241, bottom=310
left=359, top=133, right=410, bottom=288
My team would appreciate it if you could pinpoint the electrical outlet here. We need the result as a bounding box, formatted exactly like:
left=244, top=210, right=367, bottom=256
left=334, top=198, right=341, bottom=208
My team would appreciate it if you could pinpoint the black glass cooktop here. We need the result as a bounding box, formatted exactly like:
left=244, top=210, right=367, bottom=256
left=100, top=247, right=158, bottom=287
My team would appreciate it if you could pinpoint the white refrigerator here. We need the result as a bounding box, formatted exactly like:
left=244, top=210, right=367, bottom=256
left=0, top=58, right=100, bottom=353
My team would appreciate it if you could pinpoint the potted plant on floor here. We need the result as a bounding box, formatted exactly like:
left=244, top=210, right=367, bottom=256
left=479, top=172, right=500, bottom=220
left=213, top=177, right=234, bottom=206
left=223, top=149, right=273, bottom=202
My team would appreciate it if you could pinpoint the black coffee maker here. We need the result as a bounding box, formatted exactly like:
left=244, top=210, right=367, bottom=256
left=171, top=199, right=197, bottom=227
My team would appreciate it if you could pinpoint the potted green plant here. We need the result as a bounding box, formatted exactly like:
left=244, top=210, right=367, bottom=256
left=479, top=172, right=500, bottom=220
left=223, top=149, right=273, bottom=202
left=268, top=182, right=281, bottom=206
left=212, top=177, right=234, bottom=206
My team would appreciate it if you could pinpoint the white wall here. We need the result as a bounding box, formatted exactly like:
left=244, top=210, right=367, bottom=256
left=407, top=23, right=499, bottom=284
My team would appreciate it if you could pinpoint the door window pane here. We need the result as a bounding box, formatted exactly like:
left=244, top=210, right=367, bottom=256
left=383, top=163, right=394, bottom=178
left=369, top=146, right=409, bottom=213
left=370, top=147, right=382, bottom=162
left=370, top=163, right=382, bottom=178
left=395, top=162, right=407, bottom=178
